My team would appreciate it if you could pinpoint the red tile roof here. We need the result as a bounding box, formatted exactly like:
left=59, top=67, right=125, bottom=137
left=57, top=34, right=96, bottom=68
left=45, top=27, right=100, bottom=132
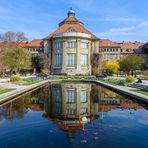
left=26, top=39, right=42, bottom=47
left=119, top=42, right=144, bottom=49
left=99, top=40, right=144, bottom=50
left=19, top=42, right=28, bottom=47
left=44, top=16, right=98, bottom=40
left=99, top=39, right=121, bottom=48
left=19, top=39, right=42, bottom=47
left=59, top=16, right=83, bottom=26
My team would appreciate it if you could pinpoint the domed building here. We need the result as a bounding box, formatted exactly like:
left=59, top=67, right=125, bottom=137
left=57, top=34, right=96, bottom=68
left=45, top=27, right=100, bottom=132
left=43, top=8, right=100, bottom=75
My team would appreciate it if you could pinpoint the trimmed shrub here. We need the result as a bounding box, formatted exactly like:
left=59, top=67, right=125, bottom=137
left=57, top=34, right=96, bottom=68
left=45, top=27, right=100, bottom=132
left=102, top=78, right=126, bottom=85
left=10, top=75, right=21, bottom=82
left=125, top=76, right=135, bottom=83
left=48, top=75, right=96, bottom=80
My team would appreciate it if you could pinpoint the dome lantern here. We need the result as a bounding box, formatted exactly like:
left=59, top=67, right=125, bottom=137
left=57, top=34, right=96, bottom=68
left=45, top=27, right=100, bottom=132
left=67, top=8, right=75, bottom=17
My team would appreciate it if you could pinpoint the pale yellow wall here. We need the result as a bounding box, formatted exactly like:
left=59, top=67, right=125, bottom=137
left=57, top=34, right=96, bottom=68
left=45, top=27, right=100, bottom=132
left=51, top=83, right=91, bottom=119
left=50, top=37, right=92, bottom=75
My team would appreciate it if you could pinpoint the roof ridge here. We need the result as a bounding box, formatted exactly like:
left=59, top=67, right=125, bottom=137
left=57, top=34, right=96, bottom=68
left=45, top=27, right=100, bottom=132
left=59, top=16, right=84, bottom=26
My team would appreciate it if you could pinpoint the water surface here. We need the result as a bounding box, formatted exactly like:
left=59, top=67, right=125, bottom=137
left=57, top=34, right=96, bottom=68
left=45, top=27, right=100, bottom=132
left=0, top=82, right=148, bottom=148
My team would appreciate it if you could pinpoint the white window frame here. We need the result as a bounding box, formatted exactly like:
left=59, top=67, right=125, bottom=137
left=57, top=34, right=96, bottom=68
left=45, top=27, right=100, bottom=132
left=80, top=108, right=87, bottom=114
left=80, top=91, right=87, bottom=103
left=54, top=42, right=62, bottom=49
left=67, top=42, right=76, bottom=48
left=81, top=42, right=88, bottom=49
left=67, top=28, right=76, bottom=32
left=81, top=54, right=88, bottom=66
left=67, top=91, right=75, bottom=103
left=67, top=108, right=75, bottom=115
left=67, top=53, right=76, bottom=65
left=55, top=53, right=62, bottom=66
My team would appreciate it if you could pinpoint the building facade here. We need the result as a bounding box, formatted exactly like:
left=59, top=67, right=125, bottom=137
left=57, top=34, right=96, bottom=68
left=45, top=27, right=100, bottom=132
left=99, top=39, right=122, bottom=61
left=18, top=9, right=145, bottom=75
left=43, top=8, right=99, bottom=75
left=19, top=39, right=43, bottom=56
left=99, top=39, right=144, bottom=62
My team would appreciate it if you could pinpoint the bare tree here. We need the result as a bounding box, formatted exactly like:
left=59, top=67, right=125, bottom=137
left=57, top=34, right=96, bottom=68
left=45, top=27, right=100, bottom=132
left=0, top=31, right=28, bottom=43
left=0, top=31, right=28, bottom=76
left=15, top=32, right=28, bottom=43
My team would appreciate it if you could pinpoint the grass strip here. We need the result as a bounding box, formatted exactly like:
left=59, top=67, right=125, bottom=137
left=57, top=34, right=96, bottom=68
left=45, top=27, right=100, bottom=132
left=0, top=88, right=16, bottom=94
left=131, top=89, right=148, bottom=96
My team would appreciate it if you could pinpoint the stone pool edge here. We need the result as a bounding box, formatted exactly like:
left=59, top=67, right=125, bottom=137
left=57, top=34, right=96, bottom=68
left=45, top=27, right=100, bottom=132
left=84, top=80, right=148, bottom=103
left=0, top=80, right=62, bottom=105
left=0, top=79, right=147, bottom=105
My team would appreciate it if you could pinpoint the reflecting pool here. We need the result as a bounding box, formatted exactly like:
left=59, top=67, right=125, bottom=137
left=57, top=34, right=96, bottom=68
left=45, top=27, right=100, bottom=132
left=0, top=82, right=148, bottom=148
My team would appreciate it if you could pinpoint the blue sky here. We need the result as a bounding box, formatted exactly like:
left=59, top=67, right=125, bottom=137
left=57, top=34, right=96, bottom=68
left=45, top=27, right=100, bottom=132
left=0, top=0, right=148, bottom=42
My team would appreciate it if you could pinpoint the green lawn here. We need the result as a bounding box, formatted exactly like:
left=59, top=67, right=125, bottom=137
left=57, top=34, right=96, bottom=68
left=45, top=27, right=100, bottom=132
left=101, top=78, right=126, bottom=86
left=49, top=75, right=96, bottom=80
left=131, top=90, right=148, bottom=96
left=22, top=77, right=43, bottom=85
left=22, top=79, right=43, bottom=85
left=0, top=88, right=15, bottom=94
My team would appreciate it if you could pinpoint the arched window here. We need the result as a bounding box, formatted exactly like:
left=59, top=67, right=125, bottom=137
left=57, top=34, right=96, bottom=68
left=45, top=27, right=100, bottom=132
left=67, top=28, right=76, bottom=32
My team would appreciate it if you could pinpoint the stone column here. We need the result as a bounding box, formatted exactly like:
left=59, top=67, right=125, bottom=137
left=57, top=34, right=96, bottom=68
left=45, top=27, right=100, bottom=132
left=51, top=41, right=55, bottom=73
left=76, top=39, right=81, bottom=72
left=62, top=85, right=67, bottom=116
left=76, top=87, right=80, bottom=117
left=88, top=40, right=92, bottom=74
left=61, top=40, right=67, bottom=73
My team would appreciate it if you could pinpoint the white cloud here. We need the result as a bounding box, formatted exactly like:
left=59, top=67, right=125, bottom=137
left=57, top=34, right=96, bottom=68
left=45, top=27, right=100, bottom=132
left=96, top=20, right=148, bottom=42
left=139, top=21, right=148, bottom=27
left=97, top=26, right=136, bottom=36
left=83, top=17, right=140, bottom=23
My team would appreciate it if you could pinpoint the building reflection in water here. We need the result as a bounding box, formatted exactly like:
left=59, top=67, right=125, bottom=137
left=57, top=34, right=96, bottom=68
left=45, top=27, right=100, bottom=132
left=0, top=83, right=145, bottom=139
left=44, top=83, right=99, bottom=139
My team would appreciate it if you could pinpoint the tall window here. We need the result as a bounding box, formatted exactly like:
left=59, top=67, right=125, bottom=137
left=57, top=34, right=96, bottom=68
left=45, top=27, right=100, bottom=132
left=107, top=54, right=112, bottom=60
left=80, top=108, right=87, bottom=114
left=67, top=28, right=76, bottom=32
left=81, top=42, right=88, bottom=49
left=80, top=91, right=87, bottom=103
left=81, top=54, right=88, bottom=66
left=55, top=54, right=62, bottom=66
left=67, top=91, right=75, bottom=103
left=54, top=42, right=62, bottom=49
left=115, top=54, right=118, bottom=60
left=55, top=104, right=61, bottom=114
left=67, top=109, right=75, bottom=115
left=55, top=89, right=61, bottom=102
left=68, top=53, right=76, bottom=65
left=67, top=42, right=76, bottom=48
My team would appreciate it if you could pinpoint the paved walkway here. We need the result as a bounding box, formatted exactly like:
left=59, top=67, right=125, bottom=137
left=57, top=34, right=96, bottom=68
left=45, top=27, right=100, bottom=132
left=0, top=76, right=35, bottom=83
left=0, top=79, right=62, bottom=104
left=142, top=80, right=148, bottom=86
left=0, top=80, right=49, bottom=104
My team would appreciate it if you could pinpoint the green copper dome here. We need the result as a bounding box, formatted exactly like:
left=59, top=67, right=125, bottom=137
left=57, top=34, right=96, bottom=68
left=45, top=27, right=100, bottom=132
left=67, top=8, right=75, bottom=17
